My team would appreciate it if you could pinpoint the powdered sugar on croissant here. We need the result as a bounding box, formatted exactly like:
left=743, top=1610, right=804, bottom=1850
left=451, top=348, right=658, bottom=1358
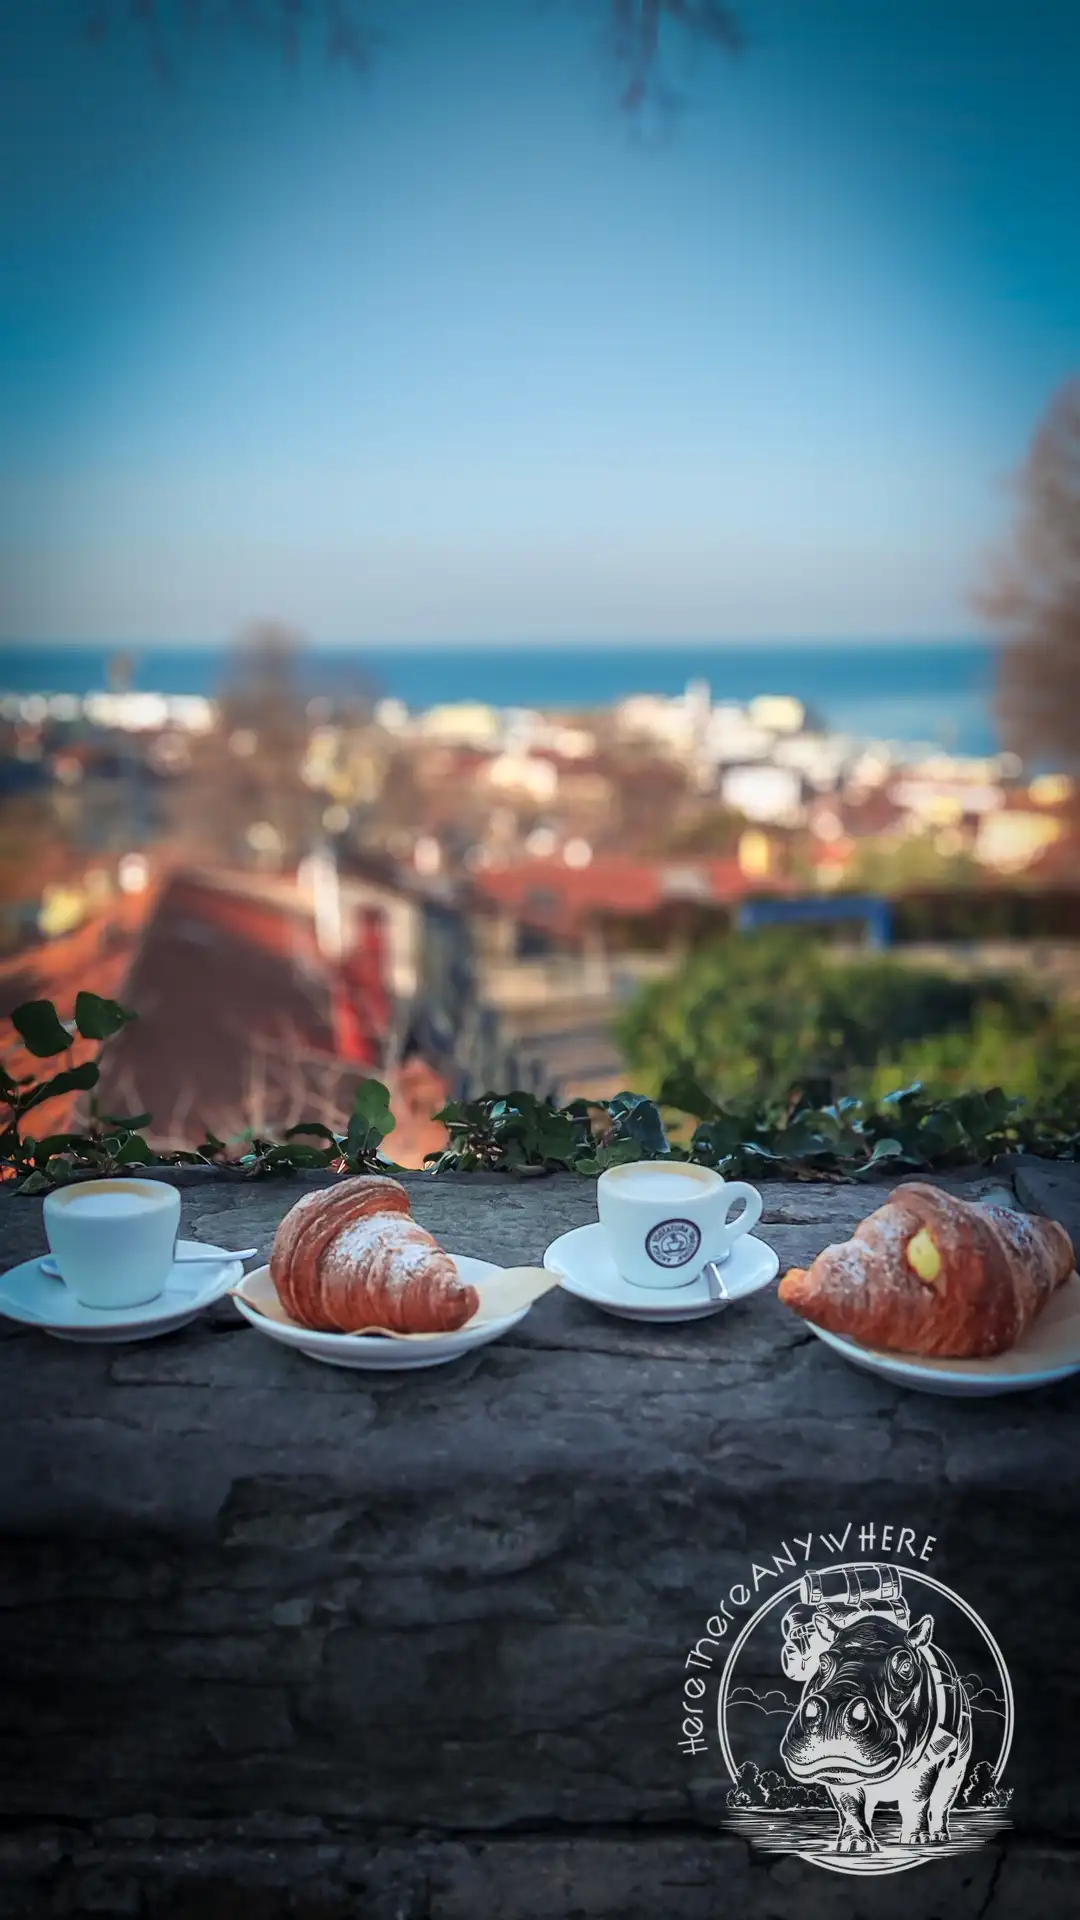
left=779, top=1182, right=1074, bottom=1358
left=270, top=1174, right=478, bottom=1334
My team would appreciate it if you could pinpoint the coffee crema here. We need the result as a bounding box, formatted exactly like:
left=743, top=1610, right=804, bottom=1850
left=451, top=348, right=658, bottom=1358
left=59, top=1191, right=160, bottom=1219
left=610, top=1169, right=714, bottom=1201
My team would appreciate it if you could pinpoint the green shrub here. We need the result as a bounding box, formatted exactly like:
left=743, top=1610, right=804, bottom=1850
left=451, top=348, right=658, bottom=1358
left=617, top=929, right=1080, bottom=1108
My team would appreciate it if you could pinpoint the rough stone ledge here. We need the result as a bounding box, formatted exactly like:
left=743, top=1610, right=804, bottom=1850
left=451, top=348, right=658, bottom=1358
left=0, top=1824, right=1077, bottom=1920
left=2, top=1167, right=1080, bottom=1917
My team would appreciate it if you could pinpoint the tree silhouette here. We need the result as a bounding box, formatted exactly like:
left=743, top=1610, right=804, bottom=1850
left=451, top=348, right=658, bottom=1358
left=980, top=378, right=1080, bottom=771
left=959, top=1759, right=1012, bottom=1811
left=203, top=621, right=320, bottom=870
left=726, top=1759, right=829, bottom=1811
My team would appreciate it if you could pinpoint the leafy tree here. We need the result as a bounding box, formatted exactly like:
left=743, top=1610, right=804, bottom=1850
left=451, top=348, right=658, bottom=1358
left=845, top=829, right=981, bottom=894
left=981, top=378, right=1080, bottom=772
left=202, top=622, right=322, bottom=870
left=960, top=1760, right=1012, bottom=1811
left=617, top=928, right=1077, bottom=1106
left=869, top=1002, right=1080, bottom=1112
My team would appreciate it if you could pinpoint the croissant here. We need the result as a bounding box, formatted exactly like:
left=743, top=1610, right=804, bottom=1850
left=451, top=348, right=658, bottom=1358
left=779, top=1182, right=1074, bottom=1358
left=269, top=1174, right=479, bottom=1334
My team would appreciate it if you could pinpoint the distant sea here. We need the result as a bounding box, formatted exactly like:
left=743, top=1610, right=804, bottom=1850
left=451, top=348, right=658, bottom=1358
left=0, top=640, right=1001, bottom=755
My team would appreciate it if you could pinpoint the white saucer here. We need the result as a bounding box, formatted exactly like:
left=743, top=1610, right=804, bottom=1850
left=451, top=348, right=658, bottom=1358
left=804, top=1272, right=1080, bottom=1397
left=543, top=1221, right=780, bottom=1322
left=230, top=1257, right=533, bottom=1370
left=0, top=1241, right=245, bottom=1343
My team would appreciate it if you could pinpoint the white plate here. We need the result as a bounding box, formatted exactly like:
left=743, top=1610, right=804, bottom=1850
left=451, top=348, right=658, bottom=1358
left=804, top=1272, right=1080, bottom=1397
left=230, top=1256, right=533, bottom=1369
left=543, top=1221, right=779, bottom=1322
left=0, top=1241, right=245, bottom=1344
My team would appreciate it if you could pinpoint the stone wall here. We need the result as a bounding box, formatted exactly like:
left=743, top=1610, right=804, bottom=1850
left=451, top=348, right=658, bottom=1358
left=1, top=1166, right=1078, bottom=1918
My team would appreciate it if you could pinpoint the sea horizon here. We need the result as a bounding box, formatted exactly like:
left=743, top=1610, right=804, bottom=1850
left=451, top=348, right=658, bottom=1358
left=0, top=634, right=997, bottom=655
left=0, top=637, right=1003, bottom=755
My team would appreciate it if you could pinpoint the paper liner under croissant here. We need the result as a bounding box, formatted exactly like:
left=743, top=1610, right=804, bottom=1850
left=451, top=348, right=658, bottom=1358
left=232, top=1262, right=560, bottom=1339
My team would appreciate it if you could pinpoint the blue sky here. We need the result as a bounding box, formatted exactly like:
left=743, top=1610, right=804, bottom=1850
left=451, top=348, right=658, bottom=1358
left=1, top=0, right=1079, bottom=645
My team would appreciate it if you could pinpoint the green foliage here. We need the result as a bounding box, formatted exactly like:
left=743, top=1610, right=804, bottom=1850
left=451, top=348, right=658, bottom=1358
left=868, top=1003, right=1080, bottom=1111
left=121, top=1073, right=398, bottom=1182
left=426, top=1087, right=679, bottom=1176
left=3, top=992, right=151, bottom=1189
left=74, top=991, right=138, bottom=1043
left=657, top=1074, right=1078, bottom=1180
left=427, top=1091, right=593, bottom=1174
left=425, top=1078, right=1080, bottom=1178
left=617, top=928, right=1079, bottom=1109
left=5, top=973, right=1079, bottom=1193
left=1, top=993, right=398, bottom=1189
left=12, top=999, right=73, bottom=1057
left=346, top=1078, right=397, bottom=1163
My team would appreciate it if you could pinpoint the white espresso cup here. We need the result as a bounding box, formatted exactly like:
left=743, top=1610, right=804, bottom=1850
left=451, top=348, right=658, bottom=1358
left=597, top=1160, right=763, bottom=1290
left=42, top=1178, right=181, bottom=1310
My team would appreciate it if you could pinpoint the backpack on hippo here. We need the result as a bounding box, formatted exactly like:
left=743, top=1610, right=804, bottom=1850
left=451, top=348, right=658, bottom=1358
left=778, top=1563, right=972, bottom=1854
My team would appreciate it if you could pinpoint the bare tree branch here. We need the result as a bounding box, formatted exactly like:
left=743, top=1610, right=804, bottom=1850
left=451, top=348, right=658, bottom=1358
left=77, top=1, right=741, bottom=112
left=613, top=0, right=742, bottom=110
left=79, top=0, right=380, bottom=75
left=979, top=378, right=1080, bottom=770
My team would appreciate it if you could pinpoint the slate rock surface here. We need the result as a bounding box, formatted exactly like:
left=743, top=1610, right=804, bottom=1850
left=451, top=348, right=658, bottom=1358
left=1, top=1167, right=1078, bottom=1916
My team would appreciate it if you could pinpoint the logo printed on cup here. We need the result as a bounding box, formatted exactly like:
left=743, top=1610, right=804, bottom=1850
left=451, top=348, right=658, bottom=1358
left=646, top=1219, right=702, bottom=1268
left=597, top=1160, right=764, bottom=1291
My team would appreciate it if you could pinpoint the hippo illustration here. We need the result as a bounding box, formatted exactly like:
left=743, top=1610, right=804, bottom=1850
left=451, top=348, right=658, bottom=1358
left=780, top=1608, right=972, bottom=1853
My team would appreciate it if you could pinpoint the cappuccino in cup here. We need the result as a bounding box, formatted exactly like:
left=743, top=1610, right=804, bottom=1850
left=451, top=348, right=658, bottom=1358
left=43, top=1178, right=181, bottom=1310
left=597, top=1160, right=763, bottom=1290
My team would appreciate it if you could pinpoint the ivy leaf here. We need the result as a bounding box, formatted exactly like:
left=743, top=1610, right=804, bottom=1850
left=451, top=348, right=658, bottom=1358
left=916, top=1108, right=967, bottom=1156
left=285, top=1122, right=341, bottom=1145
left=346, top=1080, right=395, bottom=1165
left=352, top=1079, right=395, bottom=1139
left=533, top=1108, right=580, bottom=1165
left=689, top=1112, right=746, bottom=1159
left=658, top=1072, right=717, bottom=1121
left=100, top=1110, right=153, bottom=1130
left=12, top=999, right=72, bottom=1057
left=33, top=1133, right=96, bottom=1163
left=265, top=1142, right=334, bottom=1169
left=590, top=1138, right=646, bottom=1172
left=114, top=1134, right=153, bottom=1165
left=607, top=1092, right=670, bottom=1157
left=772, top=1115, right=837, bottom=1161
left=74, top=992, right=138, bottom=1042
left=21, top=1062, right=100, bottom=1111
left=852, top=1137, right=906, bottom=1180
left=879, top=1083, right=926, bottom=1110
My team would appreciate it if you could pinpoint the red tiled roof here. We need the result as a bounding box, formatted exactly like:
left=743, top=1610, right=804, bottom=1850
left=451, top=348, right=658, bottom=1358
left=0, top=891, right=155, bottom=1140
left=472, top=856, right=758, bottom=936
left=92, top=872, right=381, bottom=1148
left=0, top=868, right=448, bottom=1168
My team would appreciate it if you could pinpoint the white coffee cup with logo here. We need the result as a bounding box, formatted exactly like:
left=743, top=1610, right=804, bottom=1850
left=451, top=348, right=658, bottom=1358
left=42, top=1178, right=182, bottom=1310
left=596, top=1160, right=763, bottom=1290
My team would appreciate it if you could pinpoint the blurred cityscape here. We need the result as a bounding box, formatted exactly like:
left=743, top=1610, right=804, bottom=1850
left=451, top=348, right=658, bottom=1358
left=3, top=627, right=1078, bottom=1165
left=5, top=5, right=1080, bottom=1162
